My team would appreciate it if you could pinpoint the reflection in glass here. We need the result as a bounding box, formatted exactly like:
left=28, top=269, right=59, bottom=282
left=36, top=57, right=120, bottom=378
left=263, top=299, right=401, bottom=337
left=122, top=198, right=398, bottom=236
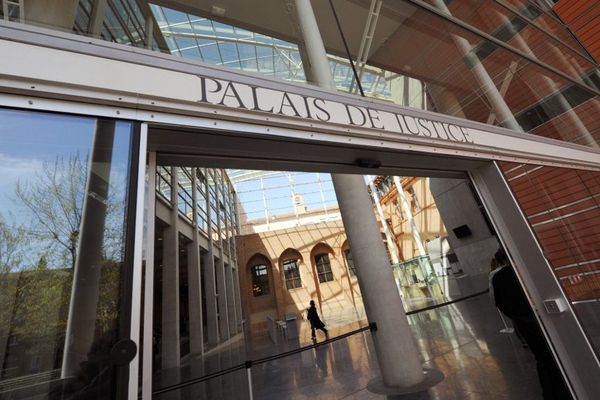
left=0, top=108, right=134, bottom=398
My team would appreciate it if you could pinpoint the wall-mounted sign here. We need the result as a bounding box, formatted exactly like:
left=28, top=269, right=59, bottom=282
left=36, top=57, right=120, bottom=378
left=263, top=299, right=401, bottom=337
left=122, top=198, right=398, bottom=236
left=197, top=76, right=475, bottom=145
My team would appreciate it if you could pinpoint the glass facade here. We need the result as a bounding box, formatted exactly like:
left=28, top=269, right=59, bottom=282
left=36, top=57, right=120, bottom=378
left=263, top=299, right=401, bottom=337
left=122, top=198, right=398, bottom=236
left=0, top=108, right=136, bottom=398
left=2, top=0, right=600, bottom=398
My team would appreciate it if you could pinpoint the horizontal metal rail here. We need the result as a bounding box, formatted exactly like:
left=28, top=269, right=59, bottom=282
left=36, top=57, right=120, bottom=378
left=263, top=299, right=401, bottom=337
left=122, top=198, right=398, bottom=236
left=151, top=288, right=490, bottom=396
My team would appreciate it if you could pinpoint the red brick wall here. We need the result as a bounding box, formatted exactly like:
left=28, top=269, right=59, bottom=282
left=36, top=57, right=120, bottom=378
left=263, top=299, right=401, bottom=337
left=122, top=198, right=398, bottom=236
left=555, top=0, right=600, bottom=62
left=500, top=162, right=600, bottom=302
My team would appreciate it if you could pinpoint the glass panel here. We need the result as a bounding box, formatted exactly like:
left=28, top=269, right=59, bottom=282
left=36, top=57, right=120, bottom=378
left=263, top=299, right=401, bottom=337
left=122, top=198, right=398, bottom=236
left=344, top=249, right=356, bottom=277
left=0, top=108, right=134, bottom=398
left=501, top=162, right=600, bottom=358
left=283, top=259, right=302, bottom=289
left=315, top=254, right=333, bottom=283
left=251, top=264, right=269, bottom=296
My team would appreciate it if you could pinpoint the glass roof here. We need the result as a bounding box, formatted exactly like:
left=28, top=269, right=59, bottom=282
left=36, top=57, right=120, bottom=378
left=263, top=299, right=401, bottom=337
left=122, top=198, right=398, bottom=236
left=148, top=4, right=422, bottom=102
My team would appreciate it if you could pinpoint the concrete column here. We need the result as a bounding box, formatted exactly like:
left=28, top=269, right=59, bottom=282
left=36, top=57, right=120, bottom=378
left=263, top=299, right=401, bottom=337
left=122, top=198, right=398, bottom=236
left=215, top=255, right=230, bottom=341
left=393, top=177, right=427, bottom=257
left=294, top=0, right=433, bottom=390
left=213, top=171, right=230, bottom=341
left=145, top=15, right=154, bottom=49
left=187, top=168, right=204, bottom=356
left=203, top=171, right=219, bottom=346
left=232, top=265, right=243, bottom=333
left=334, top=175, right=425, bottom=386
left=87, top=0, right=107, bottom=36
left=61, top=120, right=114, bottom=378
left=229, top=201, right=244, bottom=332
left=187, top=240, right=204, bottom=356
left=202, top=250, right=219, bottom=346
left=221, top=176, right=238, bottom=335
left=225, top=263, right=236, bottom=334
left=161, top=167, right=180, bottom=369
left=368, top=179, right=400, bottom=264
left=24, top=0, right=79, bottom=30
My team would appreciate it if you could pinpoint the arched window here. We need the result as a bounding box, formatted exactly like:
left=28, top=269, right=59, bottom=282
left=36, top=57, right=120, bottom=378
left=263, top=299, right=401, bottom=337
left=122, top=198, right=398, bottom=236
left=251, top=264, right=269, bottom=296
left=315, top=253, right=333, bottom=283
left=283, top=259, right=302, bottom=289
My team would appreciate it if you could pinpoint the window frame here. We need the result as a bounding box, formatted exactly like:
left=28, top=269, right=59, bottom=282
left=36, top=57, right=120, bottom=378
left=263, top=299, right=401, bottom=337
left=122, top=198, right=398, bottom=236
left=251, top=264, right=270, bottom=296
left=314, top=253, right=334, bottom=283
left=282, top=258, right=302, bottom=289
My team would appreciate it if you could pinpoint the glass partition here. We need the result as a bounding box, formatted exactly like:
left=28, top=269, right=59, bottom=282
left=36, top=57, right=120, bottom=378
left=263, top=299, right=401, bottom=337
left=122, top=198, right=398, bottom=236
left=0, top=107, right=136, bottom=399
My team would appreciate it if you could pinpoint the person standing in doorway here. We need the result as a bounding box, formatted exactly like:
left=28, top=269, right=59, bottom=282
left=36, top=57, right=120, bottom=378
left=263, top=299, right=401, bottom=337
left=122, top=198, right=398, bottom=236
left=490, top=248, right=572, bottom=400
left=307, top=300, right=328, bottom=342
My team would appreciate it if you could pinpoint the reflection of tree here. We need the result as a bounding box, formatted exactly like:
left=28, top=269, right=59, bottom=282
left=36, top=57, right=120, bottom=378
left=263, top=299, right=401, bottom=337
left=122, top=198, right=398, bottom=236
left=1, top=154, right=126, bottom=379
left=15, top=156, right=86, bottom=269
left=15, top=155, right=125, bottom=269
left=0, top=216, right=25, bottom=274
left=0, top=216, right=27, bottom=376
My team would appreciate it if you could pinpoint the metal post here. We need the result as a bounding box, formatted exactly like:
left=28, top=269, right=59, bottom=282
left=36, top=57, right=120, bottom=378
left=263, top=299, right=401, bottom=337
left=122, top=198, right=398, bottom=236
left=246, top=362, right=254, bottom=400
left=141, top=151, right=156, bottom=400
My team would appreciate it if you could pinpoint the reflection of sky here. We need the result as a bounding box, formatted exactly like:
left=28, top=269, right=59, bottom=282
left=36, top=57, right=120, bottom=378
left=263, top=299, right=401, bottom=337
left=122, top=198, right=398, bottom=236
left=234, top=172, right=338, bottom=221
left=0, top=108, right=133, bottom=267
left=0, top=109, right=96, bottom=213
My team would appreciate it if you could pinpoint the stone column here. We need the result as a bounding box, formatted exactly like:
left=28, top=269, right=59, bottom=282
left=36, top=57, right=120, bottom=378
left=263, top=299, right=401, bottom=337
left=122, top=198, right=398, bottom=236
left=24, top=0, right=79, bottom=30
left=87, top=0, right=108, bottom=36
left=203, top=170, right=219, bottom=346
left=187, top=168, right=204, bottom=356
left=293, top=0, right=440, bottom=391
left=215, top=255, right=230, bottom=341
left=202, top=250, right=219, bottom=346
left=61, top=119, right=114, bottom=378
left=213, top=171, right=230, bottom=341
left=161, top=167, right=180, bottom=369
left=225, top=263, right=236, bottom=335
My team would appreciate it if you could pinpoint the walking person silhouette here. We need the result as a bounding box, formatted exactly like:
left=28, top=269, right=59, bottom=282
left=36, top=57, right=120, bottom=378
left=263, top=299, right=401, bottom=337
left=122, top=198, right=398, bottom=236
left=307, top=300, right=328, bottom=342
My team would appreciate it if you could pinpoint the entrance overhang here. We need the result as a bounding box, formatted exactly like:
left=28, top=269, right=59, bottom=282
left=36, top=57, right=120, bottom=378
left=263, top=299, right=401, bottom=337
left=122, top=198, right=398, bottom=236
left=1, top=21, right=599, bottom=173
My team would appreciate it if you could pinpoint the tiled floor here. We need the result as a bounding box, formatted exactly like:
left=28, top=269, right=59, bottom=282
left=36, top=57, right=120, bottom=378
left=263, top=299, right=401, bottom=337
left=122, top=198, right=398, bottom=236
left=156, top=293, right=543, bottom=399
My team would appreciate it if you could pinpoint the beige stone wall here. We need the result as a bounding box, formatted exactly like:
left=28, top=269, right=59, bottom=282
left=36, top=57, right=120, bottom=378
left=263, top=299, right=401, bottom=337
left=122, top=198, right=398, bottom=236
left=236, top=219, right=362, bottom=332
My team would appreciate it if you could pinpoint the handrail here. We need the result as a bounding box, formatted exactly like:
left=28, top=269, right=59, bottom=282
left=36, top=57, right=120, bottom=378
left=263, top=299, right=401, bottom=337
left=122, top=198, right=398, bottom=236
left=152, top=289, right=490, bottom=396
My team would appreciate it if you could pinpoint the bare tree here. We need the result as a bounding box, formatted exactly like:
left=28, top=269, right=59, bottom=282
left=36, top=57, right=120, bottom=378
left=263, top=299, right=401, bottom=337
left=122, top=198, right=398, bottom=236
left=0, top=215, right=26, bottom=274
left=15, top=156, right=85, bottom=269
left=0, top=215, right=27, bottom=375
left=14, top=155, right=125, bottom=269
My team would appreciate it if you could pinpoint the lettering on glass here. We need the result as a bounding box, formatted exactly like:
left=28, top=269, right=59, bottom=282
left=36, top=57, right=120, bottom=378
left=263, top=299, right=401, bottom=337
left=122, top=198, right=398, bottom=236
left=197, top=76, right=474, bottom=144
